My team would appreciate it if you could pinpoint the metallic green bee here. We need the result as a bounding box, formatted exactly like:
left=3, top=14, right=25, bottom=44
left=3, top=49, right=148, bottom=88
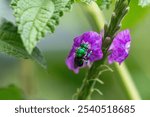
left=74, top=43, right=92, bottom=68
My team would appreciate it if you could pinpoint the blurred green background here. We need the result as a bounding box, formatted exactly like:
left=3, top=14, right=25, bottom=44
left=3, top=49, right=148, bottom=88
left=0, top=0, right=150, bottom=100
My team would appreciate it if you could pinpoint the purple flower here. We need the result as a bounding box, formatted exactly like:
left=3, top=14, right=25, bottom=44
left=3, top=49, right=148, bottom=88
left=66, top=31, right=103, bottom=73
left=108, top=29, right=131, bottom=64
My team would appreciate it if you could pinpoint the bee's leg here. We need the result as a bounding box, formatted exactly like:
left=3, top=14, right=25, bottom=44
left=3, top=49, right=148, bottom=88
left=86, top=50, right=92, bottom=59
left=85, top=60, right=88, bottom=64
left=83, top=57, right=88, bottom=64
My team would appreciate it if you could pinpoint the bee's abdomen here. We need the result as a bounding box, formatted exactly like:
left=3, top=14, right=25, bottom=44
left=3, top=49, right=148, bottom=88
left=74, top=57, right=83, bottom=67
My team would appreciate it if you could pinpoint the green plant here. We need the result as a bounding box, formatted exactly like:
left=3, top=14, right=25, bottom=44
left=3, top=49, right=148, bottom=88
left=0, top=0, right=149, bottom=100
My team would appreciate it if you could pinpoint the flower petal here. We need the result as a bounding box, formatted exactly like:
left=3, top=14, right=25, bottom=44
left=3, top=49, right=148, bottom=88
left=66, top=31, right=103, bottom=73
left=82, top=31, right=101, bottom=45
left=82, top=31, right=103, bottom=62
left=66, top=55, right=79, bottom=74
left=89, top=45, right=103, bottom=62
left=108, top=29, right=131, bottom=64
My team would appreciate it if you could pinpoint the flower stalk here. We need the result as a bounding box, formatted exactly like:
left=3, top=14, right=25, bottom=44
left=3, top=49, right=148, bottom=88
left=74, top=0, right=141, bottom=100
left=115, top=63, right=141, bottom=99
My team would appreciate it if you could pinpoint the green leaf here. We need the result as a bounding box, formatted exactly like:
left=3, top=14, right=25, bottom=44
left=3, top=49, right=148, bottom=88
left=11, top=0, right=73, bottom=54
left=0, top=85, right=25, bottom=100
left=77, top=0, right=95, bottom=4
left=77, top=0, right=112, bottom=9
left=0, top=18, right=47, bottom=69
left=96, top=0, right=112, bottom=9
left=139, top=0, right=150, bottom=7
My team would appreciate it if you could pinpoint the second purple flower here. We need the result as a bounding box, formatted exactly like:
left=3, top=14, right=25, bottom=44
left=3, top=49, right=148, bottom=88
left=108, top=30, right=131, bottom=64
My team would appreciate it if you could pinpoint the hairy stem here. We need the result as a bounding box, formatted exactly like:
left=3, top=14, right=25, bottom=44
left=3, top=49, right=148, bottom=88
left=75, top=58, right=105, bottom=100
left=74, top=0, right=141, bottom=100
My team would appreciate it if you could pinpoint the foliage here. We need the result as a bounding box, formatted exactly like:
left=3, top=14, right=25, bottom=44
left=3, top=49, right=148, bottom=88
left=0, top=18, right=47, bottom=68
left=96, top=0, right=112, bottom=9
left=77, top=0, right=112, bottom=9
left=0, top=0, right=148, bottom=68
left=11, top=0, right=73, bottom=54
left=0, top=85, right=24, bottom=100
left=0, top=0, right=149, bottom=100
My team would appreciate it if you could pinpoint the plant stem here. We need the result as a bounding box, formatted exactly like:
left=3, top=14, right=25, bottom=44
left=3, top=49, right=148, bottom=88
left=79, top=1, right=105, bottom=32
left=74, top=1, right=141, bottom=100
left=76, top=58, right=105, bottom=100
left=19, top=60, right=37, bottom=99
left=115, top=63, right=141, bottom=99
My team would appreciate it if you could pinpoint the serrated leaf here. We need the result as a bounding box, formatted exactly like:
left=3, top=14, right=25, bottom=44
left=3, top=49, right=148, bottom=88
left=11, top=0, right=73, bottom=54
left=139, top=0, right=150, bottom=7
left=77, top=0, right=112, bottom=9
left=0, top=18, right=47, bottom=69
